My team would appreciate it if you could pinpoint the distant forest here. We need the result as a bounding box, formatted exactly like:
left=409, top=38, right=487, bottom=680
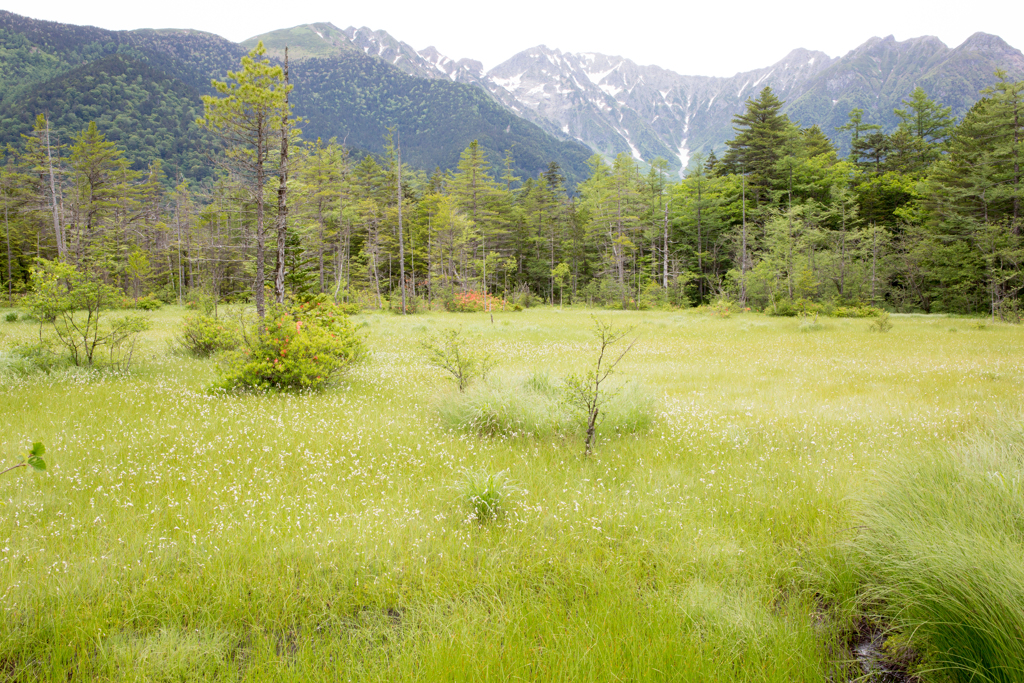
left=1, top=42, right=1022, bottom=318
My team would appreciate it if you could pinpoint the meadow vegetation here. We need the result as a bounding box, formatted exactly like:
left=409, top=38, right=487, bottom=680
left=1, top=305, right=1023, bottom=681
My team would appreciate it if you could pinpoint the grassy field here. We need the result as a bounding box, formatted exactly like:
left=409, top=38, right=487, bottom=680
left=1, top=306, right=1023, bottom=682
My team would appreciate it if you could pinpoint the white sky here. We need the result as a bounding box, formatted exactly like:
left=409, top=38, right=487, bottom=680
left=2, top=0, right=1020, bottom=77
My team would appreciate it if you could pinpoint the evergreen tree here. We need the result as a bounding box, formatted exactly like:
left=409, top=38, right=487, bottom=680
left=721, top=87, right=791, bottom=208
left=197, top=41, right=291, bottom=319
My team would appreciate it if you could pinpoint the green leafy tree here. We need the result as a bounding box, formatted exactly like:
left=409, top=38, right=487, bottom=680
left=26, top=259, right=151, bottom=367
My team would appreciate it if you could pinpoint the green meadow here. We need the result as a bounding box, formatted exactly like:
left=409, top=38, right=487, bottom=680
left=2, top=307, right=1023, bottom=682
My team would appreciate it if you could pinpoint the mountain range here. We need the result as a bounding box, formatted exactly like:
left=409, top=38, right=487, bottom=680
left=2, top=9, right=1023, bottom=184
left=257, top=23, right=1024, bottom=172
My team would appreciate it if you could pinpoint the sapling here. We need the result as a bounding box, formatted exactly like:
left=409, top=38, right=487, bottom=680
left=421, top=327, right=494, bottom=392
left=562, top=317, right=637, bottom=456
left=1, top=442, right=45, bottom=478
left=869, top=311, right=893, bottom=333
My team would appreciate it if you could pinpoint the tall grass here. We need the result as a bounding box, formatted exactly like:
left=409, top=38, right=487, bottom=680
left=434, top=369, right=658, bottom=442
left=850, top=420, right=1024, bottom=682
left=1, top=306, right=1023, bottom=680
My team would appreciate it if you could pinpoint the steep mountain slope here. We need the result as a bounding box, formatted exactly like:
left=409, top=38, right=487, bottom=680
left=342, top=27, right=1024, bottom=171
left=0, top=11, right=242, bottom=181
left=786, top=33, right=1024, bottom=150
left=0, top=12, right=593, bottom=184
left=286, top=52, right=593, bottom=182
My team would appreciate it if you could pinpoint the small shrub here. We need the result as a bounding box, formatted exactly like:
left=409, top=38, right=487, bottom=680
left=562, top=317, right=637, bottom=455
left=105, top=314, right=152, bottom=371
left=639, top=281, right=668, bottom=310
left=444, top=290, right=509, bottom=313
left=995, top=298, right=1021, bottom=324
left=798, top=313, right=823, bottom=332
left=4, top=312, right=17, bottom=323
left=25, top=260, right=150, bottom=368
left=869, top=312, right=893, bottom=333
left=218, top=297, right=363, bottom=392
left=388, top=294, right=422, bottom=314
left=709, top=299, right=733, bottom=318
left=185, top=292, right=215, bottom=315
left=176, top=314, right=239, bottom=358
left=335, top=301, right=360, bottom=316
left=421, top=327, right=494, bottom=391
left=512, top=283, right=536, bottom=309
left=766, top=299, right=798, bottom=317
left=832, top=305, right=883, bottom=318
left=132, top=295, right=163, bottom=311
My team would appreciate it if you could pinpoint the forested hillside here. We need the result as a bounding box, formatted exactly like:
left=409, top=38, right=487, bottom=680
left=0, top=11, right=592, bottom=184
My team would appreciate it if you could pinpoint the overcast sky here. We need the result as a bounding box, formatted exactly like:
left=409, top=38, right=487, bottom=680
left=2, top=0, right=1021, bottom=77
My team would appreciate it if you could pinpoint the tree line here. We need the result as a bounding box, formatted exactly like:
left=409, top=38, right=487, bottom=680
left=1, top=42, right=1021, bottom=318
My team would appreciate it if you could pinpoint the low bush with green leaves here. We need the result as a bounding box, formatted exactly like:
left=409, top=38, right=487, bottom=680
left=869, top=311, right=893, bottom=332
left=176, top=314, right=239, bottom=358
left=24, top=260, right=151, bottom=370
left=217, top=296, right=363, bottom=392
left=131, top=295, right=163, bottom=311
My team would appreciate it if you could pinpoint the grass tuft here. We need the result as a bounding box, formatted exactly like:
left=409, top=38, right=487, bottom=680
left=850, top=420, right=1024, bottom=682
left=435, top=370, right=658, bottom=441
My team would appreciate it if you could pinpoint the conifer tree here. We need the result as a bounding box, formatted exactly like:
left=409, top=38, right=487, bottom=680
left=721, top=87, right=791, bottom=208
left=197, top=41, right=291, bottom=319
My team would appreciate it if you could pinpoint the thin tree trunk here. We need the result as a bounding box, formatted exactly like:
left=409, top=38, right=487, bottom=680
left=397, top=131, right=407, bottom=314
left=43, top=116, right=66, bottom=261
left=741, top=175, right=748, bottom=305
left=274, top=48, right=290, bottom=305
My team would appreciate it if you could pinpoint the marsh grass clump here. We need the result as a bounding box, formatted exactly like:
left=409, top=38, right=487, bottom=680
left=99, top=629, right=236, bottom=682
left=601, top=381, right=659, bottom=434
left=435, top=369, right=658, bottom=441
left=435, top=371, right=561, bottom=437
left=2, top=337, right=69, bottom=374
left=4, top=311, right=18, bottom=323
left=850, top=422, right=1024, bottom=682
left=458, top=470, right=516, bottom=523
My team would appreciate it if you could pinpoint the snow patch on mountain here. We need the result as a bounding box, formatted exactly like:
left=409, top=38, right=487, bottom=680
left=677, top=139, right=690, bottom=177
left=585, top=64, right=619, bottom=85
left=753, top=70, right=774, bottom=88
left=623, top=132, right=642, bottom=160
left=493, top=74, right=524, bottom=92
